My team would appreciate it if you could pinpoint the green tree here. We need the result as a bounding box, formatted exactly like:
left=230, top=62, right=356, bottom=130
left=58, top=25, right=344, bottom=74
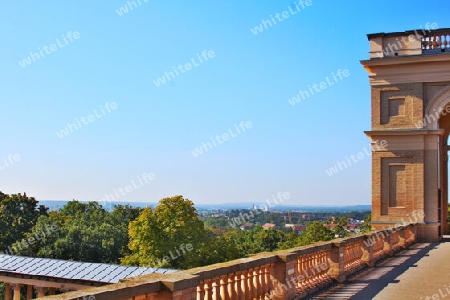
left=227, top=226, right=287, bottom=256
left=277, top=231, right=302, bottom=250
left=298, top=221, right=334, bottom=245
left=330, top=216, right=350, bottom=238
left=14, top=201, right=141, bottom=264
left=0, top=192, right=48, bottom=252
left=360, top=214, right=372, bottom=233
left=122, top=195, right=239, bottom=269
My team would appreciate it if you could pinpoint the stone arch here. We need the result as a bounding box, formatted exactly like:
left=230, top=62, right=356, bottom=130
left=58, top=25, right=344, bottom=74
left=425, top=85, right=450, bottom=129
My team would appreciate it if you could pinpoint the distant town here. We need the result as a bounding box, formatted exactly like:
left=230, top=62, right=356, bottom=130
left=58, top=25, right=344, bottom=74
left=40, top=200, right=371, bottom=235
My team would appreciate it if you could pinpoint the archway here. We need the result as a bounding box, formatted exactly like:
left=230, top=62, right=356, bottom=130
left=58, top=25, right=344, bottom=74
left=426, top=85, right=450, bottom=236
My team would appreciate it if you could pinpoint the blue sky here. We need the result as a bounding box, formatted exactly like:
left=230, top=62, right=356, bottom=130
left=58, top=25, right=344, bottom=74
left=0, top=1, right=447, bottom=206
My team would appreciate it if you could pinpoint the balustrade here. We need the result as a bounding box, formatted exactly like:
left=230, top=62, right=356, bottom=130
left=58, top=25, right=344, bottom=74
left=422, top=32, right=450, bottom=50
left=32, top=224, right=417, bottom=300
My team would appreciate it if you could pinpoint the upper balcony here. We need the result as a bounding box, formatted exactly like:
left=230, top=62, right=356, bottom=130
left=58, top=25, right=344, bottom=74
left=368, top=27, right=450, bottom=59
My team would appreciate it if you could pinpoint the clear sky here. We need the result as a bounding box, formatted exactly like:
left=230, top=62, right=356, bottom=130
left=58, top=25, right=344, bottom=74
left=0, top=1, right=448, bottom=206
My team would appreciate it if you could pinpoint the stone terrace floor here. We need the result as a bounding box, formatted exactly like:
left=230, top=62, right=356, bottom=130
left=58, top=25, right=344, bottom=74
left=307, top=236, right=450, bottom=300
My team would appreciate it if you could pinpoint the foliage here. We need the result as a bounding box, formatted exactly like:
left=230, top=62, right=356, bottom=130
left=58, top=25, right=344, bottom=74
left=329, top=216, right=351, bottom=238
left=122, top=195, right=240, bottom=269
left=299, top=221, right=334, bottom=245
left=359, top=214, right=372, bottom=233
left=279, top=221, right=334, bottom=249
left=13, top=201, right=142, bottom=264
left=0, top=192, right=48, bottom=251
left=0, top=190, right=368, bottom=271
left=226, top=226, right=287, bottom=256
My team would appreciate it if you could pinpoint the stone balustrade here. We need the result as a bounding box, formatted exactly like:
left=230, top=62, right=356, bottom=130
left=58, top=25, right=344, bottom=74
left=36, top=224, right=417, bottom=300
left=422, top=30, right=450, bottom=50
left=367, top=27, right=450, bottom=58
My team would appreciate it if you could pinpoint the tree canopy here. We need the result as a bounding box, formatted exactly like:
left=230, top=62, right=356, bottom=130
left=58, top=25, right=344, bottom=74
left=0, top=191, right=364, bottom=271
left=122, top=195, right=239, bottom=269
left=0, top=192, right=48, bottom=252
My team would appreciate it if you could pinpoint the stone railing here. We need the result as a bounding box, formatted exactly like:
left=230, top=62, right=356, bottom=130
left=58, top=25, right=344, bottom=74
left=367, top=28, right=450, bottom=58
left=37, top=224, right=417, bottom=300
left=422, top=30, right=450, bottom=50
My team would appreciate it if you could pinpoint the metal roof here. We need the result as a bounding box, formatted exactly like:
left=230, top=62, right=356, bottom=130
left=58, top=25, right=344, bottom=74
left=0, top=254, right=176, bottom=284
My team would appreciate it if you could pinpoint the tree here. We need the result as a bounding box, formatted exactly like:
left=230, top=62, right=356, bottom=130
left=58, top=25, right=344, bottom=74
left=298, top=221, right=334, bottom=245
left=122, top=195, right=239, bottom=269
left=0, top=192, right=48, bottom=252
left=14, top=201, right=141, bottom=264
left=360, top=214, right=372, bottom=233
left=227, top=226, right=287, bottom=256
left=277, top=231, right=302, bottom=250
left=330, top=216, right=350, bottom=238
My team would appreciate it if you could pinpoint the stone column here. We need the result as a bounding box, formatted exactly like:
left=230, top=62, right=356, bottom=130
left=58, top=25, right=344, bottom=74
left=383, top=233, right=393, bottom=256
left=328, top=242, right=346, bottom=283
left=398, top=227, right=406, bottom=248
left=361, top=234, right=374, bottom=267
left=270, top=261, right=287, bottom=300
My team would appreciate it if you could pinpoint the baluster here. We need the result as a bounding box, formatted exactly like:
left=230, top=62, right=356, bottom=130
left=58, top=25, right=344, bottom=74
left=197, top=281, right=205, bottom=300
left=311, top=253, right=318, bottom=285
left=265, top=264, right=272, bottom=297
left=348, top=245, right=352, bottom=269
left=308, top=254, right=315, bottom=287
left=438, top=35, right=442, bottom=49
left=259, top=265, right=266, bottom=299
left=204, top=279, right=213, bottom=300
left=433, top=35, right=438, bottom=49
left=228, top=275, right=236, bottom=300
left=235, top=271, right=243, bottom=300
left=249, top=269, right=255, bottom=300
left=301, top=255, right=309, bottom=289
left=242, top=270, right=250, bottom=300
left=220, top=276, right=228, bottom=300
left=317, top=251, right=324, bottom=281
left=212, top=279, right=220, bottom=300
left=351, top=244, right=355, bottom=268
left=296, top=256, right=302, bottom=286
left=252, top=267, right=259, bottom=299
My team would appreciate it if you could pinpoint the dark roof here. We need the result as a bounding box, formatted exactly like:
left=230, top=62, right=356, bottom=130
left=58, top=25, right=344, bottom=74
left=0, top=254, right=176, bottom=284
left=367, top=28, right=450, bottom=39
left=293, top=225, right=306, bottom=231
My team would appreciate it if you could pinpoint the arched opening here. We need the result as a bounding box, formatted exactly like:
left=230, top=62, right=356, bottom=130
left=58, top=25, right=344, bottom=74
left=438, top=105, right=450, bottom=235
left=424, top=86, right=450, bottom=237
